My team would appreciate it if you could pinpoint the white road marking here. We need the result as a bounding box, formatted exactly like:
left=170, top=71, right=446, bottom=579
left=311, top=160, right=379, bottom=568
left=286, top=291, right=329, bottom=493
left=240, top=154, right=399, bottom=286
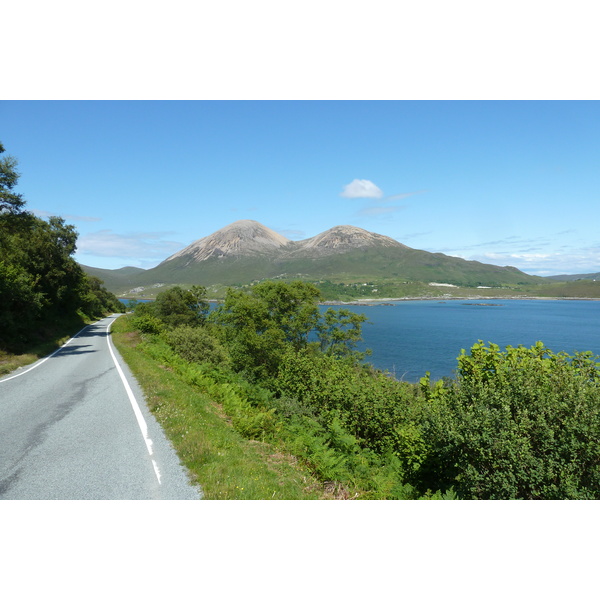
left=106, top=318, right=162, bottom=485
left=0, top=325, right=89, bottom=384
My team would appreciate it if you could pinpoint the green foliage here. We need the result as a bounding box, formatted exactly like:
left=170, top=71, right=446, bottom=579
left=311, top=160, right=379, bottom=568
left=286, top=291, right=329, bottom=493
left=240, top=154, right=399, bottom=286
left=251, top=280, right=322, bottom=348
left=152, top=285, right=209, bottom=328
left=210, top=280, right=376, bottom=380
left=418, top=341, right=600, bottom=499
left=165, top=324, right=231, bottom=368
left=316, top=307, right=370, bottom=359
left=131, top=312, right=165, bottom=335
left=0, top=142, right=25, bottom=214
left=126, top=276, right=600, bottom=500
left=128, top=285, right=211, bottom=335
left=80, top=274, right=126, bottom=316
left=271, top=347, right=429, bottom=475
left=0, top=143, right=124, bottom=350
left=0, top=260, right=45, bottom=345
left=210, top=281, right=322, bottom=379
left=200, top=280, right=443, bottom=496
left=278, top=414, right=419, bottom=499
left=136, top=336, right=278, bottom=441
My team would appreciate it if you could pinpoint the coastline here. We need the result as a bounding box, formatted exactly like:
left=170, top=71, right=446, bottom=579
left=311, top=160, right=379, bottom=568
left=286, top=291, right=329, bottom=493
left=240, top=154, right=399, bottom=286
left=320, top=296, right=600, bottom=306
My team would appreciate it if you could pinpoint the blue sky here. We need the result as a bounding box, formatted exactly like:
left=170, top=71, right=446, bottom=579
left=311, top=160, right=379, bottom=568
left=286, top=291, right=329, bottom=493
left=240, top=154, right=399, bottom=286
left=2, top=100, right=598, bottom=276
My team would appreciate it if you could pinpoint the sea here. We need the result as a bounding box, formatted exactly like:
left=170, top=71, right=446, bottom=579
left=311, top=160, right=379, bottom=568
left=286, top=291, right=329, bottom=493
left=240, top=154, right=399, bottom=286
left=333, top=299, right=600, bottom=382
left=122, top=297, right=600, bottom=383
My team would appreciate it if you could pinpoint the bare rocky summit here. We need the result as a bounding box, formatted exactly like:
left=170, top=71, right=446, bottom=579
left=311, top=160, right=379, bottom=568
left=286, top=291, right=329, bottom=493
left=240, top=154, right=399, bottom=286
left=164, top=220, right=409, bottom=265
left=163, top=220, right=291, bottom=265
left=295, top=225, right=407, bottom=256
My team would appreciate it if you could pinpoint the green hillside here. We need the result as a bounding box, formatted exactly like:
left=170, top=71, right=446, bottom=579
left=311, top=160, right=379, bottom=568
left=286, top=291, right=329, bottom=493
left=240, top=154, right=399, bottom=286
left=546, top=272, right=600, bottom=282
left=80, top=265, right=146, bottom=293
left=130, top=245, right=543, bottom=290
left=530, top=279, right=600, bottom=298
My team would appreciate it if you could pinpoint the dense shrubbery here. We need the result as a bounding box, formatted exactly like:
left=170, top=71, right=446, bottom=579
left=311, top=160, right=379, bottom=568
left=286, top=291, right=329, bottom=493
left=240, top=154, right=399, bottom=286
left=128, top=265, right=600, bottom=499
left=418, top=342, right=600, bottom=499
left=0, top=142, right=125, bottom=351
left=271, top=348, right=426, bottom=466
left=165, top=325, right=231, bottom=368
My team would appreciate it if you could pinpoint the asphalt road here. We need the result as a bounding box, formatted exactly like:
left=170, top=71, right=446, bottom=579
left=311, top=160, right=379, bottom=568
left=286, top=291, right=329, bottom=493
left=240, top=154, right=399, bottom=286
left=0, top=315, right=202, bottom=500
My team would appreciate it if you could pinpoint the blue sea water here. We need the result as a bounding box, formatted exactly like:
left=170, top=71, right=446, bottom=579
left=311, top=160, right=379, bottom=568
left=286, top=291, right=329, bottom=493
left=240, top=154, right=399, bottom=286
left=336, top=299, right=600, bottom=382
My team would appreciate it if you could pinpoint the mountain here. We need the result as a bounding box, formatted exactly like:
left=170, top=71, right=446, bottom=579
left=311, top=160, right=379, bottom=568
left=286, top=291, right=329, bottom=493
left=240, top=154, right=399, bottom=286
left=293, top=225, right=407, bottom=256
left=82, top=220, right=545, bottom=295
left=163, top=219, right=290, bottom=264
left=160, top=221, right=404, bottom=264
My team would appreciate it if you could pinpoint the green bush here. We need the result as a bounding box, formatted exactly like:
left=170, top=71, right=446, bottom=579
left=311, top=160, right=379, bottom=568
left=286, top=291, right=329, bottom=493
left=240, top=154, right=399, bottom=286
left=418, top=341, right=600, bottom=499
left=131, top=313, right=164, bottom=335
left=165, top=325, right=231, bottom=368
left=271, top=347, right=428, bottom=473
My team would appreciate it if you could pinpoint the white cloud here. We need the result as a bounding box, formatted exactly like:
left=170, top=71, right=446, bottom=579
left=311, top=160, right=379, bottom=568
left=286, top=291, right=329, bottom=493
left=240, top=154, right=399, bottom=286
left=340, top=179, right=383, bottom=199
left=76, top=230, right=184, bottom=260
left=33, top=209, right=101, bottom=222
left=450, top=247, right=600, bottom=277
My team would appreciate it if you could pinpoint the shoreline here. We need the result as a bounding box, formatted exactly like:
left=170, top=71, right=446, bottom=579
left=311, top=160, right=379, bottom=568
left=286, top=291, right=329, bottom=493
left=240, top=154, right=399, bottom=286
left=320, top=296, right=600, bottom=306
left=122, top=295, right=600, bottom=304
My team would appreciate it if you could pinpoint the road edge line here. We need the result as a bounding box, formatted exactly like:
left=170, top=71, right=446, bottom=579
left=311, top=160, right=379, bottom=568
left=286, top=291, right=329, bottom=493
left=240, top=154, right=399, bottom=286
left=106, top=316, right=162, bottom=485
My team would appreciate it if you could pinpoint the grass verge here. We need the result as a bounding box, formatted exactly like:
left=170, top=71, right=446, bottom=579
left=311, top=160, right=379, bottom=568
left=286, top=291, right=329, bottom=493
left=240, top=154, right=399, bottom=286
left=111, top=315, right=323, bottom=499
left=0, top=314, right=90, bottom=377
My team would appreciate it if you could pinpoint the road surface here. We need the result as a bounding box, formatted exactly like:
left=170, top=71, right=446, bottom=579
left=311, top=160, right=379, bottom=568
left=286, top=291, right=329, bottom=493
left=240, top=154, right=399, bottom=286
left=0, top=315, right=202, bottom=500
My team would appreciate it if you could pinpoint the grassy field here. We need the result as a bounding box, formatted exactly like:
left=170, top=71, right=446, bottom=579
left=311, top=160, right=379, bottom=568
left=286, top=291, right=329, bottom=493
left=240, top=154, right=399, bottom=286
left=111, top=316, right=327, bottom=499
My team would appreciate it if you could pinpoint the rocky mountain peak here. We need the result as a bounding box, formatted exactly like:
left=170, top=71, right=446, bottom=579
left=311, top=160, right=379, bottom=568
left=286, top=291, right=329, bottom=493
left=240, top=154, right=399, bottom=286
left=164, top=220, right=291, bottom=263
left=298, top=225, right=407, bottom=254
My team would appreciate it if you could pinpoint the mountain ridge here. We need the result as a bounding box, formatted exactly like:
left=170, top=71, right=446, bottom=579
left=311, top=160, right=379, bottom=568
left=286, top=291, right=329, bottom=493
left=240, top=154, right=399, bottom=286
left=81, top=219, right=549, bottom=295
left=162, top=220, right=409, bottom=264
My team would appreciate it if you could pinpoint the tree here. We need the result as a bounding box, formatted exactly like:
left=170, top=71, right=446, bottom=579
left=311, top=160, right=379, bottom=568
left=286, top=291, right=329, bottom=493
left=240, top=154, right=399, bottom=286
left=0, top=260, right=45, bottom=346
left=209, top=281, right=321, bottom=379
left=250, top=281, right=322, bottom=349
left=0, top=142, right=26, bottom=215
left=152, top=285, right=209, bottom=328
left=80, top=275, right=126, bottom=316
left=210, top=286, right=287, bottom=379
left=316, top=307, right=369, bottom=359
left=0, top=142, right=124, bottom=350
left=23, top=216, right=86, bottom=317
left=208, top=281, right=376, bottom=380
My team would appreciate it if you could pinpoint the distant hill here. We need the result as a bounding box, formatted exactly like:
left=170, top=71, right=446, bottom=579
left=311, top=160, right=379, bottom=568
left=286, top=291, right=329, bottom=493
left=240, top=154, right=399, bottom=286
left=81, top=265, right=146, bottom=292
left=82, top=220, right=545, bottom=296
left=546, top=272, right=600, bottom=282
